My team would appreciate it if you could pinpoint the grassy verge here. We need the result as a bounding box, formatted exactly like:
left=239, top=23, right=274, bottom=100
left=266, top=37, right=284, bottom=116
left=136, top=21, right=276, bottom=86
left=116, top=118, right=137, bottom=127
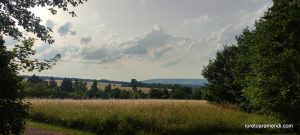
left=26, top=120, right=96, bottom=135
left=28, top=99, right=289, bottom=135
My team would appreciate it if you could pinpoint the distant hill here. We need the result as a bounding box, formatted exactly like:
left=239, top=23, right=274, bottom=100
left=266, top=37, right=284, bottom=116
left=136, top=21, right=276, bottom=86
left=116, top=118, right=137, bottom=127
left=142, top=79, right=207, bottom=86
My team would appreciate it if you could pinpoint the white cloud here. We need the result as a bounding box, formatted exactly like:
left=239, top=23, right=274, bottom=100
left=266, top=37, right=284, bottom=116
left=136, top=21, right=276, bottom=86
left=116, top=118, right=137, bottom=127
left=3, top=36, right=17, bottom=47
left=80, top=36, right=92, bottom=45
left=184, top=15, right=212, bottom=26
left=80, top=25, right=189, bottom=64
left=45, top=19, right=55, bottom=29
left=139, top=0, right=146, bottom=5
left=58, top=22, right=73, bottom=36
left=25, top=0, right=273, bottom=81
left=237, top=1, right=273, bottom=29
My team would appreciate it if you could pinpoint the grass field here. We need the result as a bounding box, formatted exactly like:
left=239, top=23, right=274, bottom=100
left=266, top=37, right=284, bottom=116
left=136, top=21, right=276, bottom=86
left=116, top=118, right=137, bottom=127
left=28, top=99, right=285, bottom=135
left=27, top=120, right=95, bottom=135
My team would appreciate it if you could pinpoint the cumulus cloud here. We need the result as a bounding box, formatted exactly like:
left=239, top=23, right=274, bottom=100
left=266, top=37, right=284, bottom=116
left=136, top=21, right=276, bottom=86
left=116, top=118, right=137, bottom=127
left=35, top=42, right=51, bottom=53
left=45, top=19, right=55, bottom=29
left=35, top=1, right=272, bottom=74
left=82, top=48, right=122, bottom=63
left=139, top=0, right=146, bottom=5
left=58, top=22, right=73, bottom=36
left=38, top=43, right=80, bottom=60
left=70, top=31, right=77, bottom=35
left=162, top=58, right=183, bottom=67
left=80, top=25, right=189, bottom=64
left=36, top=2, right=272, bottom=69
left=123, top=25, right=178, bottom=56
left=184, top=15, right=212, bottom=26
left=151, top=47, right=172, bottom=60
left=3, top=36, right=17, bottom=46
left=82, top=48, right=108, bottom=60
left=25, top=0, right=274, bottom=81
left=237, top=1, right=273, bottom=29
left=80, top=36, right=92, bottom=45
left=38, top=25, right=196, bottom=68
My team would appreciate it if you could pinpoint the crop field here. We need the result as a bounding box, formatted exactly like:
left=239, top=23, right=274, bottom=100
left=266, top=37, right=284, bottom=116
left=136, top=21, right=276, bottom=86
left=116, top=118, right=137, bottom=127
left=28, top=99, right=283, bottom=135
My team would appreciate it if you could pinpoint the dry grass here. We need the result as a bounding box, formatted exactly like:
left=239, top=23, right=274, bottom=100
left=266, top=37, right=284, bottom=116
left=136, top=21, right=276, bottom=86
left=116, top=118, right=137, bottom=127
left=28, top=99, right=282, bottom=134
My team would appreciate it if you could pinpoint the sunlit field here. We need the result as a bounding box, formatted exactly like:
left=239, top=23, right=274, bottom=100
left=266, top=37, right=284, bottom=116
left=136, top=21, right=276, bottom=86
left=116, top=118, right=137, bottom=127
left=28, top=99, right=283, bottom=134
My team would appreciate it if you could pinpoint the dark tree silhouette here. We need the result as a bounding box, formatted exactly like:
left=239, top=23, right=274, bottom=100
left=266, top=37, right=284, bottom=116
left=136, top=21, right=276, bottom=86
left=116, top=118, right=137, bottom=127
left=104, top=84, right=112, bottom=98
left=149, top=88, right=164, bottom=99
left=88, top=80, right=100, bottom=98
left=49, top=76, right=58, bottom=89
left=27, top=74, right=43, bottom=84
left=60, top=78, right=74, bottom=92
left=130, top=79, right=139, bottom=92
left=0, top=37, right=29, bottom=134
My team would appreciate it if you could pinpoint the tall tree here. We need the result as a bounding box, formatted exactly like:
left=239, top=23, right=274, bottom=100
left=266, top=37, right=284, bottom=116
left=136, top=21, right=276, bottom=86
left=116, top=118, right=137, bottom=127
left=60, top=78, right=73, bottom=92
left=111, top=88, right=121, bottom=99
left=73, top=78, right=80, bottom=91
left=202, top=45, right=242, bottom=104
left=162, top=89, right=170, bottom=99
left=149, top=88, right=164, bottom=99
left=27, top=74, right=43, bottom=84
left=104, top=84, right=112, bottom=98
left=49, top=76, right=57, bottom=89
left=235, top=0, right=300, bottom=125
left=0, top=37, right=29, bottom=134
left=203, top=0, right=300, bottom=130
left=130, top=79, right=139, bottom=92
left=89, top=80, right=100, bottom=98
left=82, top=82, right=88, bottom=92
left=0, top=0, right=86, bottom=134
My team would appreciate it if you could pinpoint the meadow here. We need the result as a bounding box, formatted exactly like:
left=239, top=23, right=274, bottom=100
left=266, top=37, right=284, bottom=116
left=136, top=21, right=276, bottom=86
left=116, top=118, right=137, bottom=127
left=28, top=99, right=284, bottom=135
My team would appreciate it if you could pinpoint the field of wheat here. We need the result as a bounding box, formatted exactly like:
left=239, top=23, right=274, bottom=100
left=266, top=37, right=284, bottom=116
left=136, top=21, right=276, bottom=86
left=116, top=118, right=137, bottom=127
left=28, top=99, right=283, bottom=134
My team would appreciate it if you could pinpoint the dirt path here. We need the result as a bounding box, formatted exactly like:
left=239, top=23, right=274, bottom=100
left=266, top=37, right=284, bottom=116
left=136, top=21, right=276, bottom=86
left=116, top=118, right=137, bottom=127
left=23, top=127, right=64, bottom=135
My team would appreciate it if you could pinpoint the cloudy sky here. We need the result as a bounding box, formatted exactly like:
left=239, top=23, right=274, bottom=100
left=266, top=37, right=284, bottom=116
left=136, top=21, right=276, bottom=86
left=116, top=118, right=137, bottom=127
left=6, top=0, right=273, bottom=81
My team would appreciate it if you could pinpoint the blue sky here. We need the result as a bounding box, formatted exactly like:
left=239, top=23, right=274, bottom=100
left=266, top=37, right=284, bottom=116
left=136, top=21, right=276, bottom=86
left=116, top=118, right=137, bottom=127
left=5, top=0, right=273, bottom=81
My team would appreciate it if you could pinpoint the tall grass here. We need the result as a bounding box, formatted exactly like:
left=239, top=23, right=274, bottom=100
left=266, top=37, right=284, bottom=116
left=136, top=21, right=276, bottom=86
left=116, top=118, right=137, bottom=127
left=27, top=120, right=96, bottom=135
left=28, top=99, right=283, bottom=134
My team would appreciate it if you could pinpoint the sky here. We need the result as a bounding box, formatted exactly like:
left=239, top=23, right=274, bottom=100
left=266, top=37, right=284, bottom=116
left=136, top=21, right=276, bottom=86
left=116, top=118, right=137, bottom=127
left=5, top=0, right=273, bottom=81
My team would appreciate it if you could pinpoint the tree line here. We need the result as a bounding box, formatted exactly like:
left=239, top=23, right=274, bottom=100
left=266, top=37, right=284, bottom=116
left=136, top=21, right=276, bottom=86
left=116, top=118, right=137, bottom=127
left=23, top=75, right=203, bottom=99
left=202, top=0, right=300, bottom=132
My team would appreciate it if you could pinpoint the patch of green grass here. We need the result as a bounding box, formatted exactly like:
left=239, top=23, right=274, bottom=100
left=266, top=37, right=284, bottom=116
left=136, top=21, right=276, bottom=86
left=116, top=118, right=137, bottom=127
left=26, top=120, right=96, bottom=135
left=28, top=99, right=289, bottom=135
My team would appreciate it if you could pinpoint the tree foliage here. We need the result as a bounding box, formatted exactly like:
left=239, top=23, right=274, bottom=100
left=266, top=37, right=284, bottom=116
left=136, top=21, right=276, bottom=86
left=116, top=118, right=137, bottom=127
left=149, top=88, right=164, bottom=99
left=236, top=0, right=300, bottom=123
left=0, top=37, right=29, bottom=135
left=49, top=76, right=58, bottom=89
left=88, top=80, right=100, bottom=98
left=202, top=0, right=300, bottom=131
left=202, top=45, right=242, bottom=104
left=60, top=78, right=74, bottom=92
left=130, top=79, right=139, bottom=92
left=0, top=0, right=86, bottom=134
left=0, top=0, right=86, bottom=43
left=27, top=74, right=43, bottom=84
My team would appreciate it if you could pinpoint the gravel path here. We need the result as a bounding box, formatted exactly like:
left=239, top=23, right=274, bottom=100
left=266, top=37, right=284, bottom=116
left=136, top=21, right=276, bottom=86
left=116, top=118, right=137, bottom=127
left=23, top=127, right=64, bottom=135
